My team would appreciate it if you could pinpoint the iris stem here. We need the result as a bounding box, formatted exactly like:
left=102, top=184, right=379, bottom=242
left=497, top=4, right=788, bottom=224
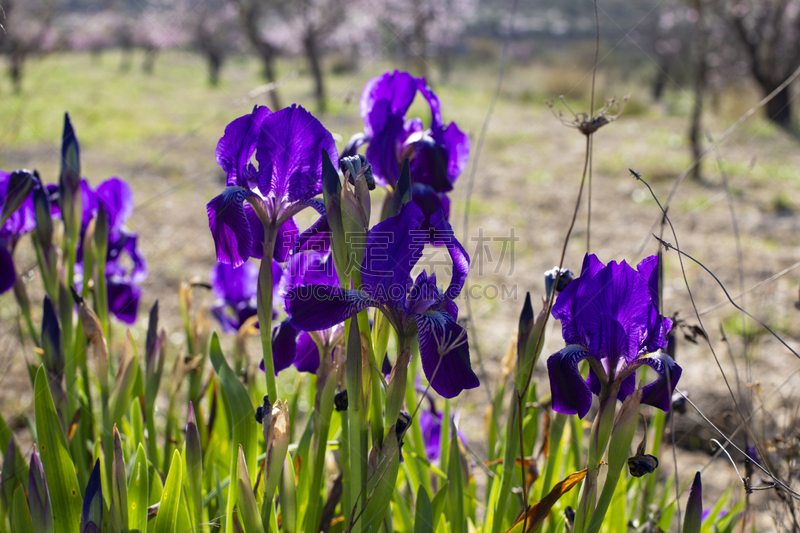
left=305, top=346, right=337, bottom=533
left=345, top=319, right=364, bottom=533
left=257, top=223, right=278, bottom=405
left=490, top=398, right=519, bottom=533
left=574, top=381, right=620, bottom=533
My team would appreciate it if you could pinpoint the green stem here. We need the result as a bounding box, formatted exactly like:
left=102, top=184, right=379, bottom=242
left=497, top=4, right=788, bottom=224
left=96, top=262, right=109, bottom=341
left=257, top=223, right=278, bottom=404
left=490, top=399, right=519, bottom=533
left=345, top=320, right=364, bottom=533
left=304, top=348, right=337, bottom=533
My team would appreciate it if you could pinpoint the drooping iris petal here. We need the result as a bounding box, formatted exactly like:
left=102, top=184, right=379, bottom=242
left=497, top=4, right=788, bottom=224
left=0, top=244, right=15, bottom=294
left=271, top=319, right=298, bottom=374
left=415, top=309, right=479, bottom=399
left=407, top=134, right=452, bottom=193
left=256, top=104, right=337, bottom=203
left=546, top=345, right=593, bottom=418
left=637, top=353, right=683, bottom=412
left=294, top=213, right=330, bottom=253
left=107, top=282, right=140, bottom=325
left=206, top=187, right=254, bottom=267
left=361, top=201, right=425, bottom=304
left=216, top=105, right=272, bottom=187
left=431, top=121, right=470, bottom=187
left=95, top=178, right=133, bottom=234
left=429, top=210, right=470, bottom=301
left=293, top=332, right=321, bottom=374
left=279, top=250, right=338, bottom=294
left=286, top=286, right=376, bottom=331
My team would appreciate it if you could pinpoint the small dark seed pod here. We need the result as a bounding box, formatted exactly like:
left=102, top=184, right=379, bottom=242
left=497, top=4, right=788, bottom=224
left=334, top=390, right=349, bottom=412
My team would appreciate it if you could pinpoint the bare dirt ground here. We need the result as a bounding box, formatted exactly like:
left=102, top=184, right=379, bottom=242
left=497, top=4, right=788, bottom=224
left=2, top=50, right=800, bottom=529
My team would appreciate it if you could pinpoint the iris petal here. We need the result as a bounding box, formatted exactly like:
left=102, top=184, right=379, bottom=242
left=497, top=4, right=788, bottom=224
left=95, top=178, right=133, bottom=234
left=216, top=105, right=272, bottom=187
left=271, top=319, right=298, bottom=374
left=429, top=210, right=469, bottom=301
left=256, top=104, right=337, bottom=203
left=638, top=353, right=682, bottom=412
left=107, top=281, right=140, bottom=325
left=293, top=332, right=322, bottom=374
left=415, top=309, right=479, bottom=399
left=206, top=187, right=254, bottom=267
left=546, top=345, right=594, bottom=418
left=286, top=285, right=376, bottom=331
left=0, top=245, right=15, bottom=294
left=361, top=201, right=425, bottom=303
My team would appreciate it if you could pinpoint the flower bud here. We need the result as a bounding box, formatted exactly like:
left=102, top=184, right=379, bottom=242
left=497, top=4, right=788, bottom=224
left=544, top=266, right=574, bottom=300
left=33, top=184, right=53, bottom=251
left=683, top=472, right=703, bottom=533
left=41, top=296, right=62, bottom=377
left=263, top=399, right=290, bottom=501
left=0, top=169, right=35, bottom=228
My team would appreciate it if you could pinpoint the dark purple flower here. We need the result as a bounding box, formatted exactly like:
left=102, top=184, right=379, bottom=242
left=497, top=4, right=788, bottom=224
left=209, top=260, right=263, bottom=333
left=66, top=177, right=148, bottom=324
left=356, top=71, right=469, bottom=191
left=207, top=104, right=337, bottom=268
left=273, top=249, right=342, bottom=374
left=285, top=202, right=478, bottom=398
left=351, top=70, right=469, bottom=226
left=546, top=254, right=681, bottom=418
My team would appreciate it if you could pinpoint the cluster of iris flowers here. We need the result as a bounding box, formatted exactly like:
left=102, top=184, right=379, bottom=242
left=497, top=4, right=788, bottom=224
left=0, top=120, right=147, bottom=324
left=206, top=69, right=682, bottom=410
left=206, top=70, right=478, bottom=400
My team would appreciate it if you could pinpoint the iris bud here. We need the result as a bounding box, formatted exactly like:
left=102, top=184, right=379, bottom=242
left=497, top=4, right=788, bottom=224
left=263, top=399, right=290, bottom=501
left=334, top=390, right=348, bottom=412
left=683, top=472, right=703, bottom=533
left=544, top=266, right=575, bottom=300
left=0, top=169, right=35, bottom=228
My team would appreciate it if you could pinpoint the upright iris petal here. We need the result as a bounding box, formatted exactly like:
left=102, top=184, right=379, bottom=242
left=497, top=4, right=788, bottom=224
left=356, top=70, right=470, bottom=226
left=286, top=202, right=479, bottom=398
left=546, top=254, right=681, bottom=418
left=206, top=104, right=337, bottom=268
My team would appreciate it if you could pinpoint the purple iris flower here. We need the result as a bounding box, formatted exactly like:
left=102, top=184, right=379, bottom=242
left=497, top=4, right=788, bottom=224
left=285, top=201, right=478, bottom=399
left=207, top=104, right=336, bottom=268
left=347, top=71, right=469, bottom=227
left=546, top=254, right=681, bottom=419
left=0, top=171, right=36, bottom=294
left=270, top=249, right=343, bottom=375
left=209, top=260, right=262, bottom=334
left=67, top=177, right=148, bottom=324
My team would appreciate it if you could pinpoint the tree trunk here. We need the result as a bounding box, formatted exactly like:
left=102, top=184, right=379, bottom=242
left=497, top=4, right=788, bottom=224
left=303, top=33, right=326, bottom=113
left=688, top=1, right=706, bottom=181
left=207, top=51, right=223, bottom=86
left=652, top=56, right=670, bottom=102
left=262, top=56, right=281, bottom=110
left=142, top=46, right=157, bottom=74
left=9, top=52, right=23, bottom=94
left=763, top=83, right=793, bottom=130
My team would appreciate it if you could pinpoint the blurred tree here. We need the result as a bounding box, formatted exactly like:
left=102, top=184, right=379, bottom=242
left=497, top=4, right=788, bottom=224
left=231, top=0, right=282, bottom=109
left=278, top=0, right=347, bottom=112
left=0, top=0, right=57, bottom=93
left=380, top=0, right=477, bottom=81
left=186, top=0, right=242, bottom=85
left=719, top=0, right=800, bottom=130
